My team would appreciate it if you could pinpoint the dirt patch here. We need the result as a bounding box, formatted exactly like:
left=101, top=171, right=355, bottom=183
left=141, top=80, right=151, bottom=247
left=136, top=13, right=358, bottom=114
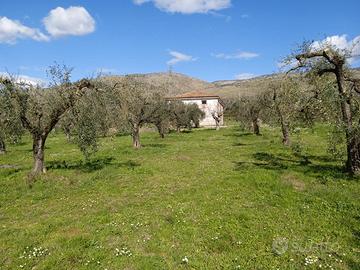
left=0, top=164, right=20, bottom=169
left=281, top=173, right=306, bottom=191
left=176, top=155, right=191, bottom=161
left=59, top=227, right=85, bottom=238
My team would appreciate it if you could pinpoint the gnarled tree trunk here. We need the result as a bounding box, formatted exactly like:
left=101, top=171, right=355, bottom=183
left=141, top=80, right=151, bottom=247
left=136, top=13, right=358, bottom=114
left=156, top=123, right=165, bottom=138
left=277, top=108, right=290, bottom=145
left=215, top=122, right=220, bottom=131
left=252, top=118, right=260, bottom=135
left=211, top=113, right=221, bottom=131
left=281, top=122, right=290, bottom=146
left=273, top=91, right=290, bottom=145
left=0, top=138, right=6, bottom=154
left=132, top=124, right=141, bottom=149
left=63, top=126, right=72, bottom=142
left=336, top=70, right=360, bottom=175
left=347, top=136, right=360, bottom=174
left=32, top=134, right=47, bottom=174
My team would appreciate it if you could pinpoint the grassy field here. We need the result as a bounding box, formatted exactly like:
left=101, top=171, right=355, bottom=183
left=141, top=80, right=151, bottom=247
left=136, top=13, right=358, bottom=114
left=0, top=125, right=359, bottom=269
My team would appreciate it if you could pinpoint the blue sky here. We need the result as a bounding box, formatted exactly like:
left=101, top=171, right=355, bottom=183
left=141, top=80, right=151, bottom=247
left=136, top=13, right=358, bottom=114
left=0, top=0, right=359, bottom=83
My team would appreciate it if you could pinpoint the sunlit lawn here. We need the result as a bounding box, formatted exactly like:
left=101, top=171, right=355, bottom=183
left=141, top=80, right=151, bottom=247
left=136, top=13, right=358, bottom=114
left=0, top=125, right=359, bottom=269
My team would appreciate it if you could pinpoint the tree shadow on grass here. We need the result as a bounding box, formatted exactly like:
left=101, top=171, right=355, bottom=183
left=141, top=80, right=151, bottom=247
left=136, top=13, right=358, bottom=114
left=0, top=166, right=22, bottom=177
left=47, top=157, right=140, bottom=172
left=223, top=132, right=253, bottom=138
left=345, top=215, right=360, bottom=268
left=0, top=163, right=25, bottom=177
left=234, top=151, right=352, bottom=181
left=142, top=143, right=167, bottom=148
left=232, top=142, right=249, bottom=147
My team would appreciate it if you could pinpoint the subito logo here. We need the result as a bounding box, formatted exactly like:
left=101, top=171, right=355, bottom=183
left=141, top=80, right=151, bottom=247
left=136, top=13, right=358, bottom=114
left=272, top=237, right=289, bottom=255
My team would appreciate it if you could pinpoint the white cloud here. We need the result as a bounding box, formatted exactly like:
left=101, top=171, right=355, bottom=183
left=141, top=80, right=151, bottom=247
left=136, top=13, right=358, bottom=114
left=96, top=67, right=118, bottom=74
left=43, top=6, right=95, bottom=37
left=167, top=51, right=197, bottom=65
left=213, top=51, right=259, bottom=60
left=0, top=6, right=95, bottom=44
left=235, top=73, right=257, bottom=80
left=0, top=72, right=45, bottom=86
left=312, top=34, right=360, bottom=63
left=0, top=17, right=49, bottom=44
left=133, top=0, right=231, bottom=14
left=15, top=74, right=46, bottom=86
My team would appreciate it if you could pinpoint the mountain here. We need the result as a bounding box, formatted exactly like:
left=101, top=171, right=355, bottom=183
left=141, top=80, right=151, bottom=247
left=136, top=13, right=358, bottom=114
left=206, top=74, right=284, bottom=99
left=102, top=72, right=210, bottom=96
left=137, top=72, right=285, bottom=98
left=102, top=68, right=360, bottom=99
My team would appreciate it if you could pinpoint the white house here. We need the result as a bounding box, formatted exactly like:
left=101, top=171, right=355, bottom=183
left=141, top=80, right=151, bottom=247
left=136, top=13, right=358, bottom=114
left=168, top=91, right=225, bottom=127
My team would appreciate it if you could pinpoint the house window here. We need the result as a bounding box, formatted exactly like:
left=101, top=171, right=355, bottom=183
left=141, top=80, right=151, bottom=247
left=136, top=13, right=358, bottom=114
left=201, top=100, right=207, bottom=105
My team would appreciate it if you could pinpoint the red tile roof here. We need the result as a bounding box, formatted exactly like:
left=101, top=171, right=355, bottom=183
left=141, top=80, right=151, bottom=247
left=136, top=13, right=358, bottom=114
left=172, top=91, right=220, bottom=99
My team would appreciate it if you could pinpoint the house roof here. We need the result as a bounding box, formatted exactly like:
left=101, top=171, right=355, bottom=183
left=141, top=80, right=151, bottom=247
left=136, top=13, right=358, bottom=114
left=166, top=91, right=225, bottom=106
left=172, top=91, right=221, bottom=99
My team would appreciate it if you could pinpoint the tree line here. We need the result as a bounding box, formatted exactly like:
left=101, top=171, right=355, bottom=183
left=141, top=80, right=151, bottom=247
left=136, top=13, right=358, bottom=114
left=0, top=64, right=205, bottom=176
left=225, top=42, right=360, bottom=175
left=1, top=41, right=360, bottom=177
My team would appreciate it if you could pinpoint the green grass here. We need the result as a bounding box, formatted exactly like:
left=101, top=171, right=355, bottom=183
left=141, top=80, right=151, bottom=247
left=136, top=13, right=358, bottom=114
left=0, top=125, right=359, bottom=269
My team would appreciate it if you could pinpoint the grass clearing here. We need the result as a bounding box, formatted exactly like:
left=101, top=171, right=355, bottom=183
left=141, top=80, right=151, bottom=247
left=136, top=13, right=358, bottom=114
left=0, top=125, right=359, bottom=269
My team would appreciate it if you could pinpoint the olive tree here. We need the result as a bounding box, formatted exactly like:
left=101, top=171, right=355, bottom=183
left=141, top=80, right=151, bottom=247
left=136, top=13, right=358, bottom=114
left=149, top=98, right=172, bottom=138
left=0, top=77, right=24, bottom=153
left=169, top=101, right=204, bottom=131
left=0, top=64, right=94, bottom=174
left=58, top=80, right=112, bottom=160
left=266, top=77, right=303, bottom=145
left=110, top=75, right=164, bottom=148
left=169, top=100, right=188, bottom=132
left=186, top=103, right=205, bottom=129
left=211, top=110, right=223, bottom=131
left=60, top=90, right=109, bottom=160
left=287, top=42, right=360, bottom=174
left=236, top=95, right=263, bottom=135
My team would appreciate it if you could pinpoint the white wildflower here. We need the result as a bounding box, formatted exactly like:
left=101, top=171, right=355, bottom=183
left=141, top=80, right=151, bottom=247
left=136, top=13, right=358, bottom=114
left=182, top=256, right=189, bottom=264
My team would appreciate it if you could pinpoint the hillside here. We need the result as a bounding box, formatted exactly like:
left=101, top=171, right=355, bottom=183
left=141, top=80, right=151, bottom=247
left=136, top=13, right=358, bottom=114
left=102, top=72, right=211, bottom=96
left=207, top=73, right=284, bottom=98
left=102, top=68, right=360, bottom=99
left=101, top=72, right=276, bottom=98
left=207, top=68, right=360, bottom=98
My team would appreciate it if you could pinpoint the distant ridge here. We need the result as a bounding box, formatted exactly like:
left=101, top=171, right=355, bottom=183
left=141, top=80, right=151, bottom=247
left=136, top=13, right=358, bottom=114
left=102, top=72, right=210, bottom=96
left=101, top=68, right=360, bottom=99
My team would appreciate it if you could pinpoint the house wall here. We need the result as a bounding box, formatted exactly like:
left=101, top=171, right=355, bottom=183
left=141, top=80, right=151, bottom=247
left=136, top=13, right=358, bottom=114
left=181, top=98, right=224, bottom=127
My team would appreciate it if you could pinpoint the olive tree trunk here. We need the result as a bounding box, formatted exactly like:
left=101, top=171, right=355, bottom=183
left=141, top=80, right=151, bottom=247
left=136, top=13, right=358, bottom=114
left=211, top=113, right=221, bottom=131
left=132, top=124, right=141, bottom=149
left=215, top=122, right=220, bottom=131
left=0, top=138, right=6, bottom=154
left=252, top=118, right=260, bottom=135
left=335, top=70, right=360, bottom=174
left=281, top=122, right=291, bottom=146
left=277, top=108, right=290, bottom=145
left=64, top=127, right=71, bottom=142
left=32, top=134, right=47, bottom=174
left=274, top=101, right=290, bottom=145
left=347, top=136, right=360, bottom=174
left=156, top=123, right=165, bottom=138
left=214, top=117, right=221, bottom=131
